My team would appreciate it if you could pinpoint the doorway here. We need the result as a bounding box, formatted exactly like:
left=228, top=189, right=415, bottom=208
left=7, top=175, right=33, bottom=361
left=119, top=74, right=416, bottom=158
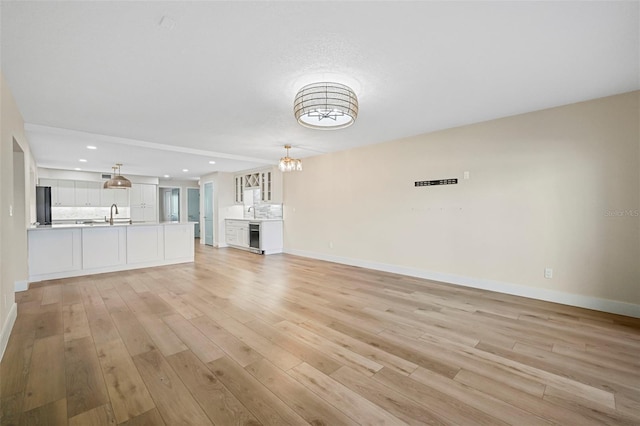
left=159, top=187, right=180, bottom=222
left=204, top=182, right=214, bottom=246
left=187, top=187, right=200, bottom=239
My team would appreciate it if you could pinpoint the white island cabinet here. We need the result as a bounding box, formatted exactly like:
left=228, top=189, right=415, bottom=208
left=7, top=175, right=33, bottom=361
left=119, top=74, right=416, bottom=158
left=28, top=222, right=194, bottom=282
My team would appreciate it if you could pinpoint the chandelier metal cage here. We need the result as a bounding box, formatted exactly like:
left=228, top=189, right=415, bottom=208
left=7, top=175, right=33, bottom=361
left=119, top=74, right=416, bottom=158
left=294, top=82, right=358, bottom=130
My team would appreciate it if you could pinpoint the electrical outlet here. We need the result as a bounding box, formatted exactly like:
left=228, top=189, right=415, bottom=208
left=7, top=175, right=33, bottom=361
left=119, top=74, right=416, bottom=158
left=464, top=171, right=470, bottom=180
left=9, top=205, right=13, bottom=216
left=544, top=268, right=553, bottom=279
left=329, top=242, right=333, bottom=249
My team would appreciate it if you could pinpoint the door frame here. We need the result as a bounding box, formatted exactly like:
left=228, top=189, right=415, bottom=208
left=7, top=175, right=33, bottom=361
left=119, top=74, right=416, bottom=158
left=202, top=181, right=214, bottom=246
left=187, top=187, right=201, bottom=239
left=158, top=186, right=181, bottom=222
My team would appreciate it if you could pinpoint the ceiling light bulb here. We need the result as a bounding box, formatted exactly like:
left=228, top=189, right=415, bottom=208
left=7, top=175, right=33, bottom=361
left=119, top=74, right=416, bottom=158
left=164, top=175, right=170, bottom=178
left=79, top=159, right=87, bottom=162
left=209, top=161, right=216, bottom=164
left=74, top=168, right=82, bottom=171
left=86, top=145, right=97, bottom=150
left=182, top=169, right=189, bottom=172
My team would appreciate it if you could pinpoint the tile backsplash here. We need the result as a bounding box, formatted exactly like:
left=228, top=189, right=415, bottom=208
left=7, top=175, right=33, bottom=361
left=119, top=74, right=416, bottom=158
left=51, top=206, right=131, bottom=222
left=244, top=204, right=283, bottom=219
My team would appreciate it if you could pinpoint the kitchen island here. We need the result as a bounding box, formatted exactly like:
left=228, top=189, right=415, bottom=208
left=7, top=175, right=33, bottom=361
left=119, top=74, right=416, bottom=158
left=28, top=222, right=195, bottom=282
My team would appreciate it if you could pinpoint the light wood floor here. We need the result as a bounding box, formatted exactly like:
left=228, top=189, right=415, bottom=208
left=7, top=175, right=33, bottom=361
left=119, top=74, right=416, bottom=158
left=1, top=244, right=639, bottom=425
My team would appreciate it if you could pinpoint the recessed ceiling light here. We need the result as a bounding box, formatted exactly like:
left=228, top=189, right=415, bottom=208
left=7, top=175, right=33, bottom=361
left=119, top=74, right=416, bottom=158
left=159, top=16, right=176, bottom=30
left=74, top=167, right=82, bottom=171
left=79, top=159, right=87, bottom=162
left=163, top=175, right=170, bottom=178
left=182, top=169, right=189, bottom=172
left=86, top=145, right=97, bottom=150
left=209, top=161, right=216, bottom=165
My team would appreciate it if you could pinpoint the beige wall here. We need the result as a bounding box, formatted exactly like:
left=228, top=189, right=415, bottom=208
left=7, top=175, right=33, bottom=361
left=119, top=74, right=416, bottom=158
left=1, top=72, right=37, bottom=357
left=283, top=91, right=640, bottom=314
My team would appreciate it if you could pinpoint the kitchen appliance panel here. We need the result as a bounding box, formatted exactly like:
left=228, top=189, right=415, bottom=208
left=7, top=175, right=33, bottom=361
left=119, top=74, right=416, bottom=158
left=36, top=186, right=52, bottom=225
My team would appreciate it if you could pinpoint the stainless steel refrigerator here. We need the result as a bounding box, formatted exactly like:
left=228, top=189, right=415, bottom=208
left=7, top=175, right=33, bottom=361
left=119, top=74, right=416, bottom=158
left=36, top=186, right=52, bottom=225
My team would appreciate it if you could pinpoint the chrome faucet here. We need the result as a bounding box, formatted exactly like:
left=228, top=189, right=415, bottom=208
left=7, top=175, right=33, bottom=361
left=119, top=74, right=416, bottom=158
left=109, top=203, right=119, bottom=225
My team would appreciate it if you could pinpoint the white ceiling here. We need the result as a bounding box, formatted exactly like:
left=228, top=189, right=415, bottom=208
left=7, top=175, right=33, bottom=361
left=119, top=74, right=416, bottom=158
left=2, top=1, right=638, bottom=180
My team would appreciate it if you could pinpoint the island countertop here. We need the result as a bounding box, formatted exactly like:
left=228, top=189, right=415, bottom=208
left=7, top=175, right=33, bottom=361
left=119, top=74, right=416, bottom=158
left=29, top=221, right=198, bottom=230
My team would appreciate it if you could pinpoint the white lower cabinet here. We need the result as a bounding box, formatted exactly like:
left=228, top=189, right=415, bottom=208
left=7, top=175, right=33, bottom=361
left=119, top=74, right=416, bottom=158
left=225, top=219, right=249, bottom=248
left=224, top=219, right=283, bottom=254
left=258, top=221, right=284, bottom=255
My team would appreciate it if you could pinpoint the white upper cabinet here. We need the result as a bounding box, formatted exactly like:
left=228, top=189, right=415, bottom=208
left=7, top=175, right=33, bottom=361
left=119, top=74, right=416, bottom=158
left=234, top=167, right=282, bottom=204
left=75, top=181, right=102, bottom=206
left=234, top=176, right=244, bottom=204
left=260, top=169, right=282, bottom=203
left=130, top=183, right=157, bottom=222
left=101, top=187, right=130, bottom=207
left=39, top=179, right=76, bottom=206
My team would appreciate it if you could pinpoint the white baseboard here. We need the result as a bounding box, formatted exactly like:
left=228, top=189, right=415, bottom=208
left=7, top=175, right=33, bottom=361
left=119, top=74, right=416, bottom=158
left=15, top=280, right=28, bottom=292
left=284, top=248, right=640, bottom=319
left=0, top=303, right=18, bottom=361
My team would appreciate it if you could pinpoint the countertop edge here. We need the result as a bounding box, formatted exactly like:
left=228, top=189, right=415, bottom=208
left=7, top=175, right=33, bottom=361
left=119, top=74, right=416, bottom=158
left=29, top=222, right=197, bottom=231
left=224, top=218, right=283, bottom=222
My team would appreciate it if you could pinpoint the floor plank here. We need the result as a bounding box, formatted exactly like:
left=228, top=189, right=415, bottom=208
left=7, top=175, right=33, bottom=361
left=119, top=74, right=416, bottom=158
left=162, top=314, right=225, bottom=363
left=166, top=350, right=260, bottom=426
left=64, top=336, right=110, bottom=418
left=68, top=403, right=116, bottom=426
left=288, top=362, right=406, bottom=425
left=246, top=357, right=358, bottom=426
left=22, top=398, right=67, bottom=425
left=208, top=356, right=309, bottom=425
left=118, top=408, right=166, bottom=426
left=22, top=334, right=66, bottom=411
left=110, top=310, right=157, bottom=357
left=245, top=318, right=343, bottom=375
left=0, top=330, right=35, bottom=398
left=133, top=349, right=213, bottom=425
left=191, top=315, right=263, bottom=367
left=373, top=366, right=506, bottom=425
left=4, top=244, right=639, bottom=425
left=63, top=302, right=92, bottom=342
left=95, top=338, right=156, bottom=423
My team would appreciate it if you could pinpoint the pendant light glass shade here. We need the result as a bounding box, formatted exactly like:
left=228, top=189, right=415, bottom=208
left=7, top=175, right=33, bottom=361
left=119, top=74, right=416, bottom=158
left=294, top=82, right=358, bottom=129
left=278, top=145, right=302, bottom=172
left=104, top=164, right=132, bottom=189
